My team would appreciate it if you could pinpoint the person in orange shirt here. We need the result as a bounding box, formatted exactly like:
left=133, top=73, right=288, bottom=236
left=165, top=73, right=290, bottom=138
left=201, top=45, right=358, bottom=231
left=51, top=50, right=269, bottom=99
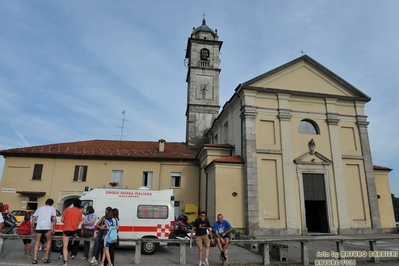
left=60, top=199, right=82, bottom=266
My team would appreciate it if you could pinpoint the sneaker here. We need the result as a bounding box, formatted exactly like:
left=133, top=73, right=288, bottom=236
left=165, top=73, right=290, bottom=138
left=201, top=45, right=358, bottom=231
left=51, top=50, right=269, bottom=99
left=81, top=257, right=88, bottom=260
left=221, top=251, right=227, bottom=260
left=59, top=262, right=67, bottom=266
left=198, top=262, right=202, bottom=266
left=89, top=257, right=98, bottom=265
left=98, top=263, right=104, bottom=266
left=71, top=255, right=75, bottom=259
left=38, top=246, right=42, bottom=251
left=204, top=259, right=209, bottom=266
left=58, top=255, right=64, bottom=260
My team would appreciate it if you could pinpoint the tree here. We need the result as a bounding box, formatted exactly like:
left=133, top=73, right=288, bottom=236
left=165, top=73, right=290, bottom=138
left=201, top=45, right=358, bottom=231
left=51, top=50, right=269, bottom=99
left=391, top=194, right=399, bottom=222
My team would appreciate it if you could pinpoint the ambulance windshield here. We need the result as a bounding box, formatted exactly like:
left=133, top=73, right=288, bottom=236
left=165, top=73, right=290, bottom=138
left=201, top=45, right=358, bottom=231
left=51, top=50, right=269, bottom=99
left=80, top=200, right=93, bottom=213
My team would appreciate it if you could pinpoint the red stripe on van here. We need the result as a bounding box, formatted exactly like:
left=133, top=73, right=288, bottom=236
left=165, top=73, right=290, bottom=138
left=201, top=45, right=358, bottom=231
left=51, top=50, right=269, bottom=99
left=118, top=224, right=171, bottom=237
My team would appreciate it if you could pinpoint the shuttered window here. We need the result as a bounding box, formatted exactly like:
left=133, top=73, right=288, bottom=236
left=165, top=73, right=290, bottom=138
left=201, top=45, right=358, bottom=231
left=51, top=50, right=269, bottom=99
left=73, top=165, right=88, bottom=182
left=32, top=164, right=43, bottom=180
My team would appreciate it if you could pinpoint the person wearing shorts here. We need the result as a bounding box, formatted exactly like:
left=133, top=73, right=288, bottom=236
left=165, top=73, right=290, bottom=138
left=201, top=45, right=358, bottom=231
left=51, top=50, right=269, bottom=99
left=31, top=198, right=57, bottom=264
left=213, top=213, right=233, bottom=261
left=60, top=199, right=82, bottom=266
left=190, top=211, right=213, bottom=266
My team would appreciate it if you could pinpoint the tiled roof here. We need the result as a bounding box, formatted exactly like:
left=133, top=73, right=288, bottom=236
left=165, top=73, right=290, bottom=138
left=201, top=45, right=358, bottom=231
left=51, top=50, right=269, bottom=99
left=373, top=165, right=392, bottom=171
left=0, top=139, right=199, bottom=161
left=213, top=156, right=243, bottom=164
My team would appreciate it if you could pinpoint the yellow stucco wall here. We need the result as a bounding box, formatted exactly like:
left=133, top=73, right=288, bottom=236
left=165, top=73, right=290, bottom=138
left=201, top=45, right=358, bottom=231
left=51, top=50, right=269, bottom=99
left=213, top=164, right=245, bottom=229
left=0, top=156, right=199, bottom=214
left=375, top=170, right=396, bottom=228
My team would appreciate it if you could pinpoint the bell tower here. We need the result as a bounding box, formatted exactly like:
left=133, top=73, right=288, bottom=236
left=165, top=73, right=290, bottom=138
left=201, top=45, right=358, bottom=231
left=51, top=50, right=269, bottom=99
left=185, top=19, right=222, bottom=146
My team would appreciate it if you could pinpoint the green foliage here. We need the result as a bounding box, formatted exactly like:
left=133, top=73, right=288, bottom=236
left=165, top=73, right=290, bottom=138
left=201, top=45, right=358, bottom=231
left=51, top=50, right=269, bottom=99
left=231, top=229, right=256, bottom=239
left=392, top=194, right=399, bottom=222
left=231, top=229, right=243, bottom=238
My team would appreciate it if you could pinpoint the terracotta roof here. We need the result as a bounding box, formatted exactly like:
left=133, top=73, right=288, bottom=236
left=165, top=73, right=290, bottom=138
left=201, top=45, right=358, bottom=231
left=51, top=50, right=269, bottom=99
left=373, top=165, right=392, bottom=171
left=213, top=156, right=243, bottom=164
left=0, top=139, right=199, bottom=161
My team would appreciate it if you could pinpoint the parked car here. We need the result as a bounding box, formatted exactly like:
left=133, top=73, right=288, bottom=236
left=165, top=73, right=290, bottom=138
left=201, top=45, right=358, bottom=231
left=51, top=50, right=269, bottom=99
left=396, top=222, right=399, bottom=227
left=10, top=210, right=33, bottom=226
left=11, top=209, right=62, bottom=226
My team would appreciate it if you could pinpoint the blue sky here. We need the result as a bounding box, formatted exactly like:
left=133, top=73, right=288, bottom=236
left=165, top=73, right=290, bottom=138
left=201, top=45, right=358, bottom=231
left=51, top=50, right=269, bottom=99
left=1, top=1, right=398, bottom=196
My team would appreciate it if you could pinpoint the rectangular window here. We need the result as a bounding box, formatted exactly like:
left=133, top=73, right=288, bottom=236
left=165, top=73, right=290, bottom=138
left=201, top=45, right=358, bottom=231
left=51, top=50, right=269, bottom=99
left=111, top=170, right=123, bottom=188
left=170, top=172, right=181, bottom=188
left=137, top=205, right=168, bottom=219
left=73, top=165, right=88, bottom=182
left=142, top=171, right=153, bottom=187
left=32, top=164, right=43, bottom=180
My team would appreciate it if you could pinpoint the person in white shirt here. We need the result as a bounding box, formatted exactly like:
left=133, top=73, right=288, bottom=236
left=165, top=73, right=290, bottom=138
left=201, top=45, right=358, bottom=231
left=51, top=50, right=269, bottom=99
left=0, top=212, right=4, bottom=233
left=31, top=198, right=56, bottom=264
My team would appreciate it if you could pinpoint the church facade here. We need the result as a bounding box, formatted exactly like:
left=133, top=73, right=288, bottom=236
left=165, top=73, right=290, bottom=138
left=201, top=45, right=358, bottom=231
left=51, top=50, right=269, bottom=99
left=0, top=19, right=395, bottom=235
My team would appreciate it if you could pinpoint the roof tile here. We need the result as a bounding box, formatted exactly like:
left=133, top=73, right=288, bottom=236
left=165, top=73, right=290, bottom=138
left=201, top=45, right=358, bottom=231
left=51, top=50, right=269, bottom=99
left=0, top=139, right=199, bottom=160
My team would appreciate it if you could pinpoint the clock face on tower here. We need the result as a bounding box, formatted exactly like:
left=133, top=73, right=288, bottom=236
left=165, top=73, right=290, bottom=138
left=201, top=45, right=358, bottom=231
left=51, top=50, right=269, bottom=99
left=196, top=76, right=213, bottom=100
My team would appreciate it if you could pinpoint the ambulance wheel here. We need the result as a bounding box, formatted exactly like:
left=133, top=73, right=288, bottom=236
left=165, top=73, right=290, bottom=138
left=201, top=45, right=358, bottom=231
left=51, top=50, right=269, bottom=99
left=52, top=238, right=63, bottom=252
left=141, top=239, right=156, bottom=255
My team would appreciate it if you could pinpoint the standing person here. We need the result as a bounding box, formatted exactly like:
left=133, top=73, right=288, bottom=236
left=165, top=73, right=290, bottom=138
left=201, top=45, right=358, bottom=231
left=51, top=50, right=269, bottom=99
left=213, top=213, right=233, bottom=261
left=70, top=205, right=84, bottom=259
left=105, top=208, right=119, bottom=266
left=0, top=210, right=3, bottom=233
left=18, top=212, right=32, bottom=257
left=39, top=235, right=46, bottom=251
left=99, top=211, right=115, bottom=266
left=60, top=199, right=83, bottom=266
left=81, top=206, right=97, bottom=260
left=31, top=198, right=57, bottom=264
left=190, top=211, right=214, bottom=266
left=89, top=207, right=112, bottom=266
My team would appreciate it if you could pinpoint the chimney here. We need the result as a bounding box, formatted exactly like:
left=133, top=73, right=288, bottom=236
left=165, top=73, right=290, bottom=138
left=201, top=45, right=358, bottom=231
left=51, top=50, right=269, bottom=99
left=158, top=139, right=165, bottom=152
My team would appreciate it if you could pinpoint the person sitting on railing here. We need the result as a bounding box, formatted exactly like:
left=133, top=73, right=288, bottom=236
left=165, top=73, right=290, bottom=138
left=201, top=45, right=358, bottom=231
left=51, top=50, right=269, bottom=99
left=213, top=213, right=233, bottom=261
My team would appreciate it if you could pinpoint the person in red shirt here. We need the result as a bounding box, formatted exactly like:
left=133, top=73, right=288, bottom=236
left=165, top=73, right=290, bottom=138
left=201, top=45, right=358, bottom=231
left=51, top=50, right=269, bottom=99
left=60, top=199, right=82, bottom=266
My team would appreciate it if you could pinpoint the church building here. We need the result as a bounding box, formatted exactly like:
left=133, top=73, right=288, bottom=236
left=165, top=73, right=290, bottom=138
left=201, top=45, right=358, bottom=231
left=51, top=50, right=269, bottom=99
left=0, top=19, right=395, bottom=236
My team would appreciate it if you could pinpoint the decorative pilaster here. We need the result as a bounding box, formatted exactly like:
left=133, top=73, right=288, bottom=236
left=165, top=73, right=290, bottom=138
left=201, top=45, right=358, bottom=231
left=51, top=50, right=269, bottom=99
left=356, top=115, right=381, bottom=230
left=325, top=99, right=350, bottom=230
left=277, top=93, right=298, bottom=234
left=240, top=105, right=259, bottom=235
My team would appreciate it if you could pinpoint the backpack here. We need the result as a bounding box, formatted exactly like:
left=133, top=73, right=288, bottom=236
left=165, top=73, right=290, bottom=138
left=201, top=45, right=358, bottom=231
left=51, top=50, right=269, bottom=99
left=18, top=220, right=31, bottom=235
left=106, top=219, right=118, bottom=244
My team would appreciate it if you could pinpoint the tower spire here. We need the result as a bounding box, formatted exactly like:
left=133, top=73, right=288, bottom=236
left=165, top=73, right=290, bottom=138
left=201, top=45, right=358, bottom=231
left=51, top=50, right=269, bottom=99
left=185, top=19, right=223, bottom=146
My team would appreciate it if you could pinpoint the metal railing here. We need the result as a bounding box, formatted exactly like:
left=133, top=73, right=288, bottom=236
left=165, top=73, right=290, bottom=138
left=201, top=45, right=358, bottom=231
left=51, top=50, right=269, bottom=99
left=0, top=234, right=398, bottom=265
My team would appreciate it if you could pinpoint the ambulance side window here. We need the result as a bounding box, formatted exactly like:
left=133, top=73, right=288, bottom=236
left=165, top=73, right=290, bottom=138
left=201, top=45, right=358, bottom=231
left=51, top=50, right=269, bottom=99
left=80, top=200, right=93, bottom=214
left=137, top=205, right=168, bottom=219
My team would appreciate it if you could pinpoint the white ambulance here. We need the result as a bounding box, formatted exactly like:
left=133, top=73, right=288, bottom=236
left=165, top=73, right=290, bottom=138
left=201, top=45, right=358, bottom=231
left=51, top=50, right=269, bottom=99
left=54, top=187, right=175, bottom=255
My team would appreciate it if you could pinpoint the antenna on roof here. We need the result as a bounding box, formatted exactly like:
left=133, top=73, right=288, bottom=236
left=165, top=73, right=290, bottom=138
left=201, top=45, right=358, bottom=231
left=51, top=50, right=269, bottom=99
left=300, top=49, right=306, bottom=55
left=121, top=111, right=126, bottom=140
left=116, top=110, right=130, bottom=140
left=115, top=110, right=130, bottom=140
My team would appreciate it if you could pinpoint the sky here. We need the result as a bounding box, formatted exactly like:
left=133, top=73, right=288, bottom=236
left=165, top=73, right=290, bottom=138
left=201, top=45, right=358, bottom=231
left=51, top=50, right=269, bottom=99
left=0, top=1, right=398, bottom=196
